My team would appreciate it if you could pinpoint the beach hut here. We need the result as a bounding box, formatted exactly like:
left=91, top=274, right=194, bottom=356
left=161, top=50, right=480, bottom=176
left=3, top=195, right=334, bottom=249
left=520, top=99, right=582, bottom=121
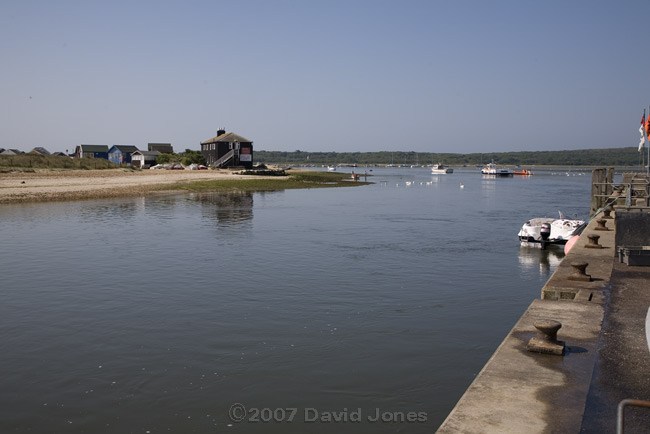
left=148, top=143, right=174, bottom=154
left=30, top=147, right=51, bottom=155
left=75, top=145, right=109, bottom=159
left=131, top=150, right=160, bottom=168
left=0, top=149, right=24, bottom=155
left=200, top=128, right=253, bottom=169
left=108, top=145, right=139, bottom=165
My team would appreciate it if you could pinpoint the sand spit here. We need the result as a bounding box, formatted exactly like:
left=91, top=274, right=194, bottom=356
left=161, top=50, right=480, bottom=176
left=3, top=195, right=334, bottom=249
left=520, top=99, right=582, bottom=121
left=0, top=169, right=275, bottom=203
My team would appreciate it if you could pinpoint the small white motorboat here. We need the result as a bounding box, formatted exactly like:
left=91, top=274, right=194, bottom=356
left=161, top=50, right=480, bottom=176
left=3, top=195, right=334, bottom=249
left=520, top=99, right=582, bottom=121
left=481, top=161, right=513, bottom=176
left=431, top=163, right=453, bottom=174
left=518, top=217, right=584, bottom=248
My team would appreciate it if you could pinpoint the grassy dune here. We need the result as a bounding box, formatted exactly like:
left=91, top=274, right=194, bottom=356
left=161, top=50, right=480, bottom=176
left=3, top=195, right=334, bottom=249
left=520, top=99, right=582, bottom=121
left=0, top=154, right=122, bottom=171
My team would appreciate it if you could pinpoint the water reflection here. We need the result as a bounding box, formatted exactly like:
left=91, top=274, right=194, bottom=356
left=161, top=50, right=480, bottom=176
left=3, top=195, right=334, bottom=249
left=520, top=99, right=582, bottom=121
left=192, top=191, right=254, bottom=226
left=518, top=246, right=564, bottom=276
left=481, top=177, right=497, bottom=197
left=77, top=200, right=142, bottom=223
left=142, top=195, right=183, bottom=220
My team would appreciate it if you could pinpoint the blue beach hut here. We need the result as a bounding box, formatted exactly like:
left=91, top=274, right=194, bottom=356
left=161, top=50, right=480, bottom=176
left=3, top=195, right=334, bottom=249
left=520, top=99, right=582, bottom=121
left=108, top=145, right=139, bottom=165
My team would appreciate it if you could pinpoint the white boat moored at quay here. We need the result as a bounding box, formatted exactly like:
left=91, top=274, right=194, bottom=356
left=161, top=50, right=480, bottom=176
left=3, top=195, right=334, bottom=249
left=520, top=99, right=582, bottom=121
left=518, top=217, right=584, bottom=248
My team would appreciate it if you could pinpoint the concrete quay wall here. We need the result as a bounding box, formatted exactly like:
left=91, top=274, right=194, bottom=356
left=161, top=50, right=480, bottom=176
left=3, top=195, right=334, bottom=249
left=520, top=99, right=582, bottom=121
left=436, top=173, right=650, bottom=433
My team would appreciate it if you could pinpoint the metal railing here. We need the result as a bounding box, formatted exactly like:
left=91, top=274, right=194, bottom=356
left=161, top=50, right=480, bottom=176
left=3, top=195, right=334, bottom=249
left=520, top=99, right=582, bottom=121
left=590, top=169, right=649, bottom=215
left=623, top=178, right=650, bottom=207
left=213, top=149, right=235, bottom=168
left=617, top=398, right=650, bottom=433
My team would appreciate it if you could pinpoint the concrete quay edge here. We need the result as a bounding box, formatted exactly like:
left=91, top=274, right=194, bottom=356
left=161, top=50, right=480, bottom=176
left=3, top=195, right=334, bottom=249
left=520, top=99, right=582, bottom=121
left=436, top=206, right=619, bottom=433
left=435, top=298, right=604, bottom=434
left=541, top=214, right=616, bottom=302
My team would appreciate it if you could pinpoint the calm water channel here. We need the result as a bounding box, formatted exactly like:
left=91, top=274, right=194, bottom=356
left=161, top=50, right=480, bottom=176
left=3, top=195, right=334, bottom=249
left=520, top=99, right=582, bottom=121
left=0, top=167, right=593, bottom=433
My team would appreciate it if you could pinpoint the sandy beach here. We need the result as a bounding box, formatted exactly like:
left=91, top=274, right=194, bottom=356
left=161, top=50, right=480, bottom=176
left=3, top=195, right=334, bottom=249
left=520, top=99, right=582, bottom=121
left=0, top=169, right=272, bottom=203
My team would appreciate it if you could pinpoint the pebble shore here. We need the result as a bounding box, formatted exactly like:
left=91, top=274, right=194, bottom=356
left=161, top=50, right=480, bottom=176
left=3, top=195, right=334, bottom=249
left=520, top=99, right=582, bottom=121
left=0, top=169, right=273, bottom=203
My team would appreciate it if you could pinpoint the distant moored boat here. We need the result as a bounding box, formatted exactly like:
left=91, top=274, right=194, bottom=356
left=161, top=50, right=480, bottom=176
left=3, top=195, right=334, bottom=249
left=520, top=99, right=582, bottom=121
left=431, top=163, right=453, bottom=174
left=481, top=161, right=513, bottom=176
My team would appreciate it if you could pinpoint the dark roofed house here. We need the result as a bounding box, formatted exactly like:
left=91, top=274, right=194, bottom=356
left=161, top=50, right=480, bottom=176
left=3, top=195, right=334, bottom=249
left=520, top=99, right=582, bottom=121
left=131, top=150, right=161, bottom=168
left=30, top=147, right=51, bottom=155
left=75, top=144, right=109, bottom=159
left=108, top=145, right=139, bottom=165
left=148, top=143, right=173, bottom=154
left=51, top=152, right=68, bottom=157
left=200, top=128, right=253, bottom=169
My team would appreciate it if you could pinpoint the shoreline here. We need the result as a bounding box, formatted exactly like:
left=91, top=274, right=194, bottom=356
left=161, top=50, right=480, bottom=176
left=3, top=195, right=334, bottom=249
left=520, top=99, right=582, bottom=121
left=0, top=169, right=278, bottom=204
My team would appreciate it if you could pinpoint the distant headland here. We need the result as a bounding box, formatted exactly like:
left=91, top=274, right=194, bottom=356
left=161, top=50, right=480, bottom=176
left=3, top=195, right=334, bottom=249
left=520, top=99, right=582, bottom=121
left=255, top=147, right=644, bottom=167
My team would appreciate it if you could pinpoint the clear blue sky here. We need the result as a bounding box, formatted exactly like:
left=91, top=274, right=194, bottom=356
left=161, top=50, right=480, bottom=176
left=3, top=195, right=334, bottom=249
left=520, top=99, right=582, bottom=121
left=2, top=0, right=650, bottom=154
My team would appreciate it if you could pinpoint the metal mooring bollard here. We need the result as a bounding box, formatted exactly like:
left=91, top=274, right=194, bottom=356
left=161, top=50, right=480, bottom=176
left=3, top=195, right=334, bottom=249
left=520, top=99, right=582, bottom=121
left=602, top=207, right=613, bottom=219
left=526, top=319, right=565, bottom=355
left=595, top=219, right=609, bottom=231
left=568, top=261, right=592, bottom=281
left=585, top=234, right=603, bottom=249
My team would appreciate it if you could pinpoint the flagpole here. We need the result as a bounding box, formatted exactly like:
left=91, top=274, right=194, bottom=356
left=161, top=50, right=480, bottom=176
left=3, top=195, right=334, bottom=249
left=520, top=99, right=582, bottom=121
left=645, top=107, right=649, bottom=174
left=643, top=109, right=648, bottom=172
left=642, top=106, right=650, bottom=175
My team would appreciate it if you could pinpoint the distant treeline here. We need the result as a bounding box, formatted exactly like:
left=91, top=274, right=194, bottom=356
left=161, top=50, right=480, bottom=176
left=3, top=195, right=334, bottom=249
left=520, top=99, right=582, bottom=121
left=255, top=147, right=645, bottom=166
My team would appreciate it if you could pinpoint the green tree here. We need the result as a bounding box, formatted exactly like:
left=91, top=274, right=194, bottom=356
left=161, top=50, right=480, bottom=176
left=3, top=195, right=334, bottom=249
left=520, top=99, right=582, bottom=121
left=181, top=150, right=206, bottom=166
left=156, top=153, right=174, bottom=164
